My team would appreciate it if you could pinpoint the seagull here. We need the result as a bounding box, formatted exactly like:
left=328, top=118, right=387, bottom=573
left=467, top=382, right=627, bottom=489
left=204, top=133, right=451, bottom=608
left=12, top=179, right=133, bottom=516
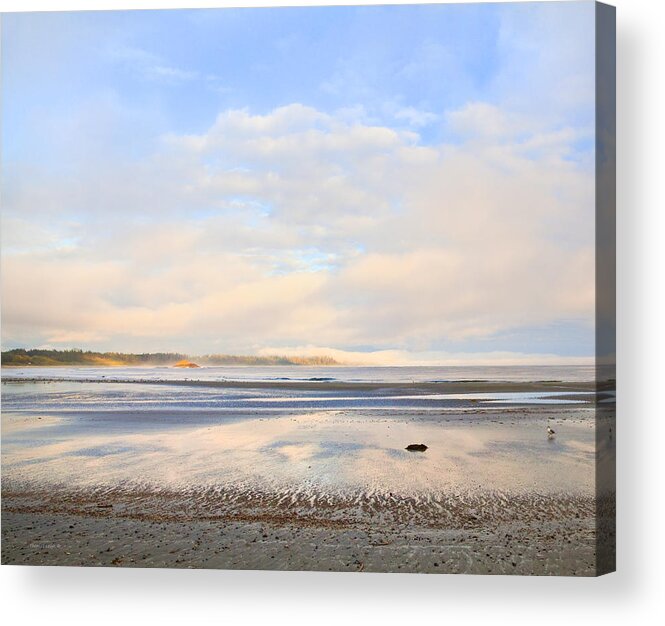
left=547, top=426, right=556, bottom=438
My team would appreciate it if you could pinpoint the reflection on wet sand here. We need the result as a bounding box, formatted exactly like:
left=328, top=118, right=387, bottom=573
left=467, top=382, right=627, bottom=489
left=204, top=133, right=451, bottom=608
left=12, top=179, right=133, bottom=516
left=3, top=408, right=595, bottom=496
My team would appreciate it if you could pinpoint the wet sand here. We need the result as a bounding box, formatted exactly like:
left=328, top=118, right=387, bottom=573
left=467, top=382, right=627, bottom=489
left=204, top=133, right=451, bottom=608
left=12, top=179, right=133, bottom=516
left=2, top=485, right=598, bottom=575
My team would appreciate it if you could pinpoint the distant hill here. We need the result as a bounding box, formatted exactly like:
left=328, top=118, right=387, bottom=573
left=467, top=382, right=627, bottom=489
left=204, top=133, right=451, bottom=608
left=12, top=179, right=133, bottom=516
left=1, top=348, right=341, bottom=367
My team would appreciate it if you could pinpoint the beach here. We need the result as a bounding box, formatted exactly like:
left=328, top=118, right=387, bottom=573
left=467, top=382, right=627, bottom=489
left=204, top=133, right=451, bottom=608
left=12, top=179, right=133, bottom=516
left=1, top=366, right=614, bottom=575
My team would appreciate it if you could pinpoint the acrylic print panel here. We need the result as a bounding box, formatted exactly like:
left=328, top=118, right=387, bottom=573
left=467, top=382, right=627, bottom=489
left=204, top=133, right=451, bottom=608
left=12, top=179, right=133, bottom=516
left=0, top=2, right=615, bottom=576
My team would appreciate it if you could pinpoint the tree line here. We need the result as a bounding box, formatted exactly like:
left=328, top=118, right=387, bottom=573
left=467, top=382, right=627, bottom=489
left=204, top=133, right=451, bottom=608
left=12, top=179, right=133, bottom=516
left=1, top=348, right=340, bottom=367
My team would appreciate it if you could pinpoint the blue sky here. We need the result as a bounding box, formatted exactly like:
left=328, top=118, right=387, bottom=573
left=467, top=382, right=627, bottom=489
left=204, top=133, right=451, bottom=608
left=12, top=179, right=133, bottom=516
left=1, top=2, right=597, bottom=363
left=4, top=6, right=502, bottom=152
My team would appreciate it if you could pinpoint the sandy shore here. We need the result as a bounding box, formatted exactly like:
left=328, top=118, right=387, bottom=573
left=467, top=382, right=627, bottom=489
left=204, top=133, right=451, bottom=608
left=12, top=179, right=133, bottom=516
left=2, top=485, right=598, bottom=575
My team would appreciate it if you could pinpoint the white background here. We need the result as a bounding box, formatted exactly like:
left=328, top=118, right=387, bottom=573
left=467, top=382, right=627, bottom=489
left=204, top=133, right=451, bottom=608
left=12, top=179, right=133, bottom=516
left=0, top=0, right=663, bottom=624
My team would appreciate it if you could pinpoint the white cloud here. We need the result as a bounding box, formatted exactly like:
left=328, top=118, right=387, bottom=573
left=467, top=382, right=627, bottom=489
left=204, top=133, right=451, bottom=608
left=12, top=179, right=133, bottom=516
left=1, top=102, right=594, bottom=358
left=257, top=345, right=593, bottom=367
left=446, top=102, right=522, bottom=139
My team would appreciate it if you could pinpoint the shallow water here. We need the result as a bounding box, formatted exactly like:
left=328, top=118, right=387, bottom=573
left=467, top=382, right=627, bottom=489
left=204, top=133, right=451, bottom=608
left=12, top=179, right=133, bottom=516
left=2, top=374, right=598, bottom=499
left=0, top=380, right=593, bottom=414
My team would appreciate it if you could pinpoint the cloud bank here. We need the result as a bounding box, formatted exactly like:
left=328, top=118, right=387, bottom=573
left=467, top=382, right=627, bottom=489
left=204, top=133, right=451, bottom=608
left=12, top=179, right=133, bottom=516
left=2, top=101, right=593, bottom=362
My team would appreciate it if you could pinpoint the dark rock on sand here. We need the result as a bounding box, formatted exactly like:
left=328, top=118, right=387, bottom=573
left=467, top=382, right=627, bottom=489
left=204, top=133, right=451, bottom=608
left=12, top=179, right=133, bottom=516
left=405, top=444, right=428, bottom=452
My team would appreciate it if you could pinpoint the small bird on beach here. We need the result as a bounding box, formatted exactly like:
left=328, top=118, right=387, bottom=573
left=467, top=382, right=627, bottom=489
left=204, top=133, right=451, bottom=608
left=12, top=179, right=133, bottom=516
left=547, top=426, right=556, bottom=438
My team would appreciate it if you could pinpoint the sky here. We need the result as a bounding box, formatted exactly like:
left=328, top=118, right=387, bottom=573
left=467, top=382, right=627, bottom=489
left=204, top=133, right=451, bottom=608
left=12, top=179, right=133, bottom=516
left=1, top=2, right=597, bottom=365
